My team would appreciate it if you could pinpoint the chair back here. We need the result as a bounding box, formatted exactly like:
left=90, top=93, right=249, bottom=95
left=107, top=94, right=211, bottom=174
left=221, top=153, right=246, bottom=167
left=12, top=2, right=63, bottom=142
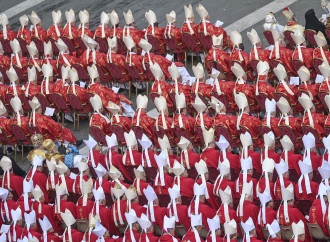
left=0, top=38, right=13, bottom=54
left=10, top=123, right=30, bottom=144
left=89, top=125, right=107, bottom=146
left=94, top=37, right=108, bottom=53
left=45, top=38, right=59, bottom=56
left=66, top=93, right=85, bottom=113
left=16, top=37, right=29, bottom=55
left=73, top=64, right=89, bottom=81
left=51, top=93, right=71, bottom=113
left=107, top=62, right=126, bottom=82
left=291, top=59, right=305, bottom=72
left=164, top=34, right=184, bottom=53
left=31, top=37, right=44, bottom=54
left=125, top=63, right=143, bottom=82
left=263, top=30, right=275, bottom=45
left=110, top=125, right=126, bottom=143
left=197, top=32, right=212, bottom=51
left=182, top=32, right=202, bottom=52
left=304, top=29, right=317, bottom=47
left=280, top=225, right=293, bottom=241
left=283, top=30, right=296, bottom=48
left=76, top=37, right=87, bottom=51
left=147, top=35, right=165, bottom=55
left=60, top=37, right=76, bottom=53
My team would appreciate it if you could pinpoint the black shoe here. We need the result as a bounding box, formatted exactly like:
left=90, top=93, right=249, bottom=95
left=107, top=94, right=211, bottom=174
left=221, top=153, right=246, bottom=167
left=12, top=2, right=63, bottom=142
left=75, top=140, right=84, bottom=147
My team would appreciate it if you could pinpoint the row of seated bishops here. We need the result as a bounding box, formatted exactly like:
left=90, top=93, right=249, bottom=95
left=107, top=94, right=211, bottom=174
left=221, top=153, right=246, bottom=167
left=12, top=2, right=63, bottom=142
left=2, top=124, right=330, bottom=241
left=0, top=4, right=329, bottom=88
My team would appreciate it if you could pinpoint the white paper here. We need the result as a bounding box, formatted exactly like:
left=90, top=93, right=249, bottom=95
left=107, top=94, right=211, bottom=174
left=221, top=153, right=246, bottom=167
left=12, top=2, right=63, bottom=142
left=315, top=74, right=324, bottom=84
left=69, top=172, right=77, bottom=180
left=44, top=107, right=55, bottom=116
left=206, top=78, right=215, bottom=86
left=215, top=20, right=224, bottom=27
left=289, top=76, right=300, bottom=86
left=112, top=86, right=120, bottom=93
left=211, top=68, right=219, bottom=74
left=166, top=54, right=173, bottom=61
left=141, top=50, right=146, bottom=56
left=79, top=81, right=85, bottom=88
left=200, top=53, right=205, bottom=63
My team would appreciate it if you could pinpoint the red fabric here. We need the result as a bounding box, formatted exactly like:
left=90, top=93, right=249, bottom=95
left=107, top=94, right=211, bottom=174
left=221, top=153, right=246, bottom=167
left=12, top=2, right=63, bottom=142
left=239, top=113, right=263, bottom=148
left=167, top=202, right=191, bottom=230
left=201, top=148, right=220, bottom=168
left=132, top=110, right=156, bottom=140
left=57, top=53, right=79, bottom=66
left=123, top=149, right=142, bottom=166
left=238, top=150, right=262, bottom=175
left=67, top=84, right=92, bottom=112
left=34, top=113, right=77, bottom=143
left=0, top=117, right=16, bottom=143
left=17, top=27, right=32, bottom=44
left=31, top=26, right=47, bottom=42
left=292, top=47, right=314, bottom=70
left=269, top=46, right=295, bottom=75
left=25, top=169, right=49, bottom=203
left=47, top=25, right=63, bottom=40
left=180, top=150, right=200, bottom=168
left=73, top=175, right=91, bottom=195
left=0, top=55, right=11, bottom=69
left=238, top=200, right=263, bottom=240
left=23, top=83, right=41, bottom=97
left=94, top=26, right=112, bottom=39
left=205, top=48, right=230, bottom=73
left=278, top=203, right=311, bottom=241
left=0, top=30, right=17, bottom=41
left=309, top=199, right=329, bottom=236
left=182, top=230, right=205, bottom=242
left=150, top=79, right=174, bottom=109
left=173, top=176, right=195, bottom=198
left=301, top=111, right=326, bottom=138
left=90, top=113, right=112, bottom=136
left=142, top=150, right=158, bottom=168
left=235, top=173, right=258, bottom=197
left=144, top=53, right=173, bottom=79
left=54, top=199, right=77, bottom=221
left=159, top=234, right=182, bottom=242
left=0, top=172, right=24, bottom=197
left=181, top=22, right=203, bottom=52
left=294, top=177, right=319, bottom=200
left=164, top=25, right=187, bottom=52
left=153, top=173, right=174, bottom=195
left=76, top=197, right=94, bottom=219
left=257, top=176, right=275, bottom=199
left=145, top=26, right=166, bottom=52
left=32, top=201, right=62, bottom=234
left=214, top=178, right=236, bottom=199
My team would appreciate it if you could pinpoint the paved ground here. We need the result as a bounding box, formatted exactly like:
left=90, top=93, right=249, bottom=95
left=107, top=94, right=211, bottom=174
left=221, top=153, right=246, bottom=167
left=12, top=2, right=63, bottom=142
left=0, top=0, right=325, bottom=172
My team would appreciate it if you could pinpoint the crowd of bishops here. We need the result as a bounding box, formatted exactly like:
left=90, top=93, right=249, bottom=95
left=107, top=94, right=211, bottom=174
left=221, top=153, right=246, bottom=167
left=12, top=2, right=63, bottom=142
left=4, top=0, right=330, bottom=241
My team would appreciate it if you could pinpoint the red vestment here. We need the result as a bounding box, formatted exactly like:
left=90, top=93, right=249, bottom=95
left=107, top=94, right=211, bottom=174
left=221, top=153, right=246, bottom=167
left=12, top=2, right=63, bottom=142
left=294, top=177, right=319, bottom=200
left=201, top=148, right=220, bottom=168
left=179, top=150, right=200, bottom=168
left=301, top=111, right=326, bottom=138
left=153, top=173, right=174, bottom=195
left=274, top=177, right=295, bottom=200
left=167, top=202, right=191, bottom=230
left=57, top=53, right=79, bottom=67
left=214, top=114, right=239, bottom=144
left=238, top=200, right=263, bottom=240
left=234, top=83, right=258, bottom=113
left=195, top=113, right=214, bottom=131
left=309, top=199, right=329, bottom=236
left=0, top=55, right=11, bottom=69
left=181, top=22, right=203, bottom=52
left=0, top=172, right=24, bottom=197
left=182, top=230, right=205, bottom=242
left=31, top=26, right=47, bottom=42
left=47, top=25, right=63, bottom=40
left=33, top=201, right=62, bottom=234
left=239, top=113, right=263, bottom=148
left=189, top=200, right=217, bottom=231
left=25, top=169, right=49, bottom=203
left=292, top=47, right=314, bottom=71
left=23, top=83, right=41, bottom=97
left=0, top=30, right=17, bottom=40
left=143, top=53, right=172, bottom=79
left=17, top=27, right=32, bottom=44
left=90, top=113, right=111, bottom=136
left=235, top=173, right=258, bottom=196
left=269, top=46, right=295, bottom=75
left=123, top=149, right=142, bottom=166
left=278, top=203, right=311, bottom=241
left=67, top=84, right=92, bottom=112
left=76, top=197, right=94, bottom=219
left=164, top=25, right=187, bottom=52
left=34, top=113, right=77, bottom=143
left=173, top=176, right=195, bottom=198
left=132, top=110, right=156, bottom=140
left=191, top=82, right=213, bottom=100
left=145, top=26, right=166, bottom=52
left=94, top=26, right=112, bottom=39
